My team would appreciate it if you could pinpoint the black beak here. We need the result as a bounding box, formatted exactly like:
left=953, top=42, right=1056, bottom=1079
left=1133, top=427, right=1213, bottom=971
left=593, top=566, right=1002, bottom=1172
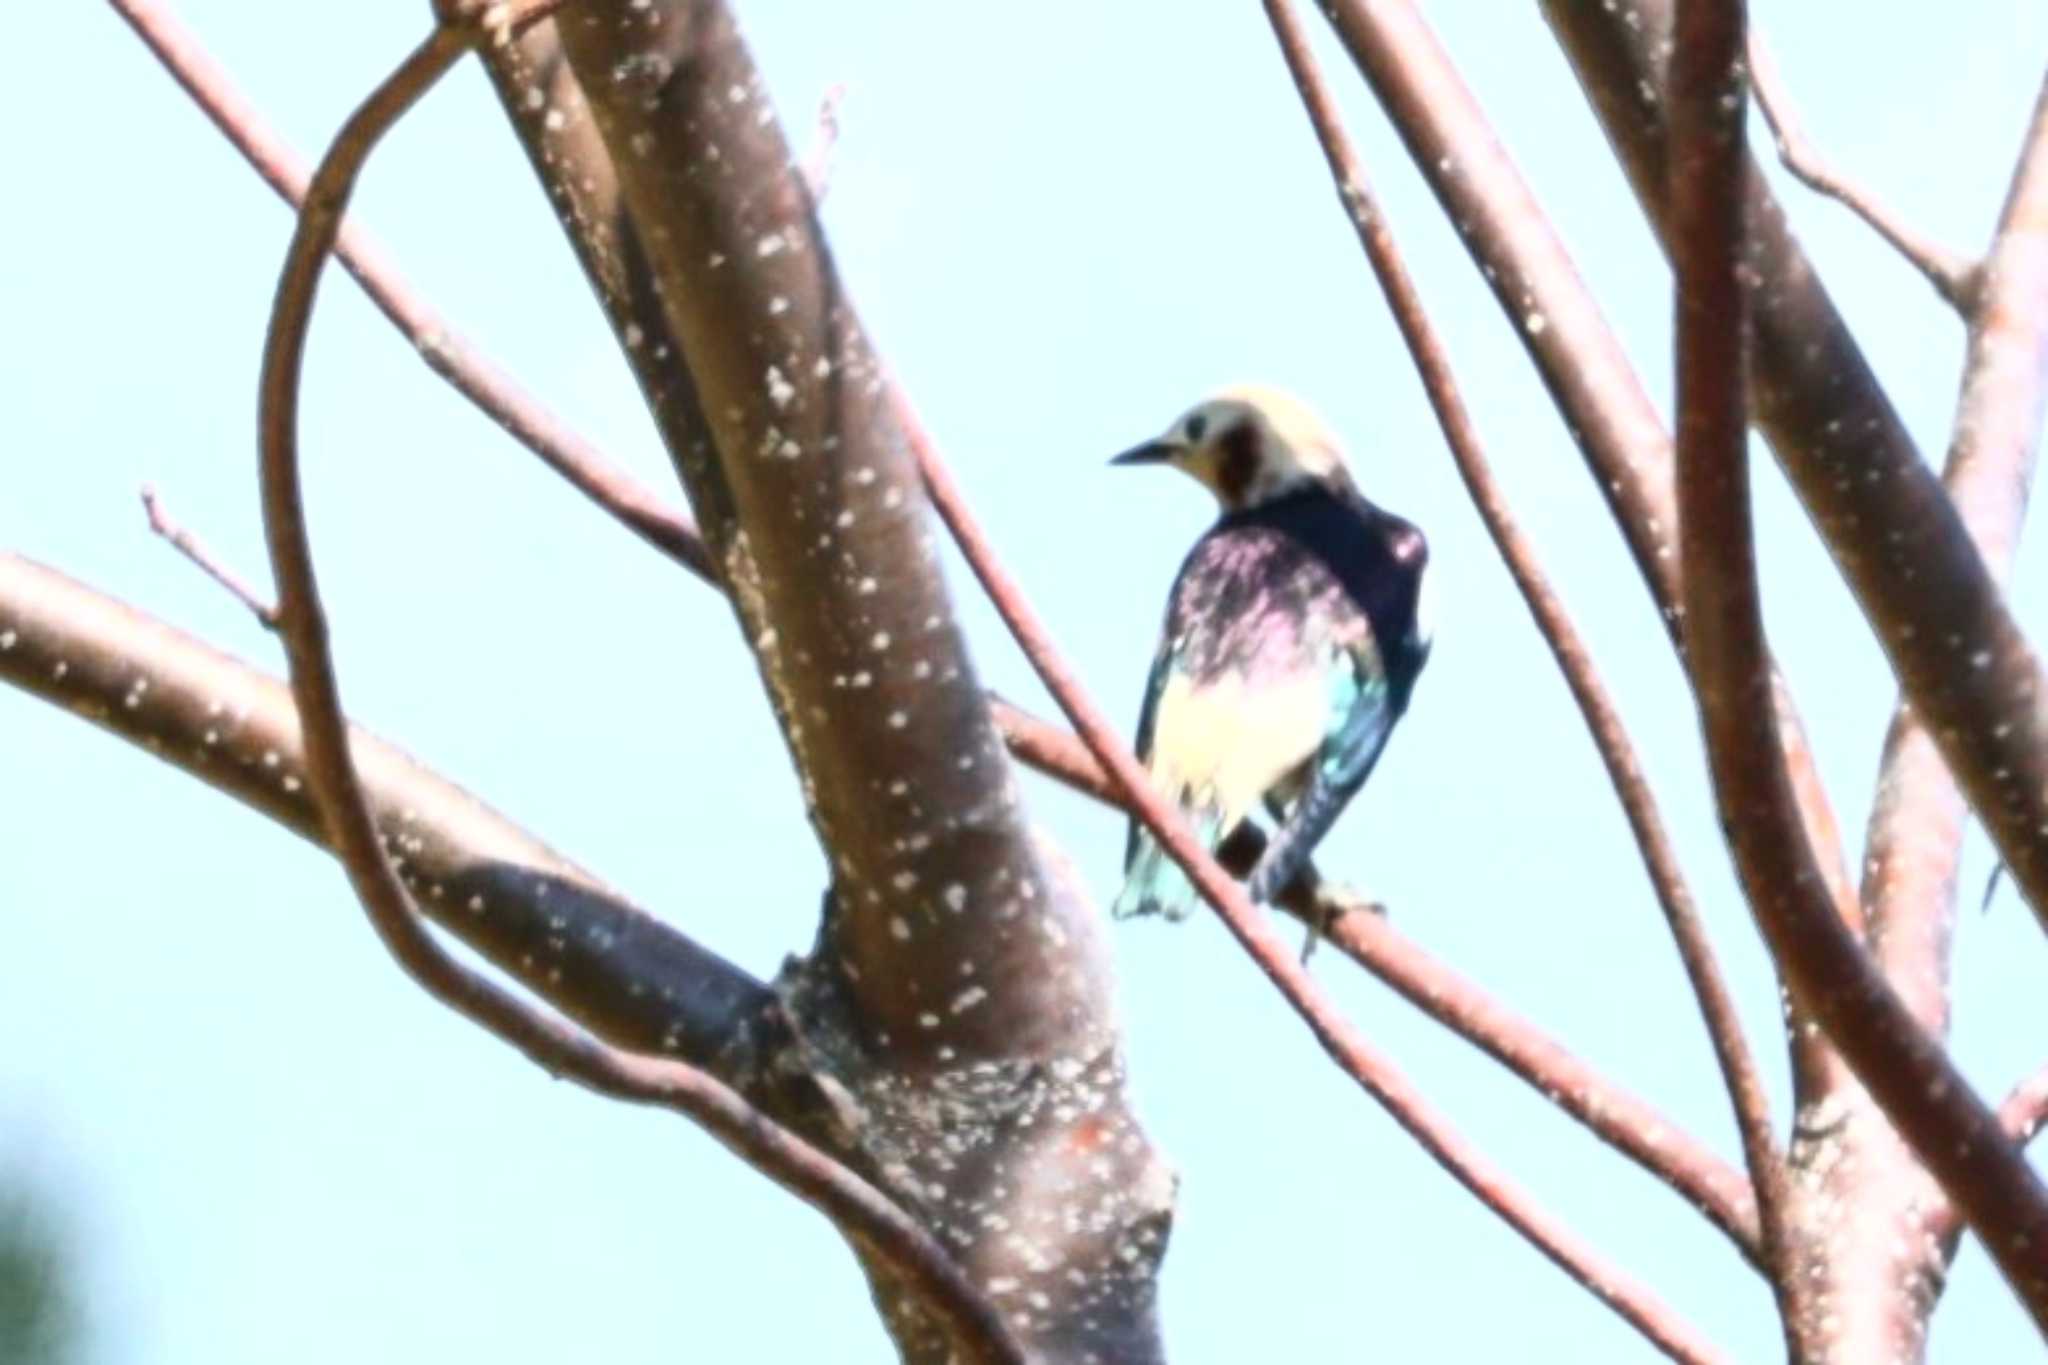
left=1109, top=440, right=1176, bottom=467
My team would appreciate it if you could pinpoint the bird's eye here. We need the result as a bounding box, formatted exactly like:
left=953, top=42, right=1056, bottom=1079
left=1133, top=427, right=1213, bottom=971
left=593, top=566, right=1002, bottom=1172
left=1184, top=414, right=1208, bottom=442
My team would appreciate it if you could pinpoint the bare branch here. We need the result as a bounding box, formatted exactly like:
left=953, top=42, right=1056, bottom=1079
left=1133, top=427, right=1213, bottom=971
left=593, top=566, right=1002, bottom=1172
left=907, top=398, right=1728, bottom=1365
left=1265, top=0, right=1786, bottom=1284
left=1544, top=0, right=2048, bottom=974
left=246, top=22, right=1020, bottom=1363
left=139, top=484, right=279, bottom=627
left=997, top=679, right=1765, bottom=1262
left=1669, top=0, right=2048, bottom=1334
left=1747, top=33, right=1979, bottom=312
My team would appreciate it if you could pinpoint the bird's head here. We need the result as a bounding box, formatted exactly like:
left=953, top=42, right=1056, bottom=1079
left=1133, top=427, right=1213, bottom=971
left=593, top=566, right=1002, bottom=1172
left=1110, top=385, right=1352, bottom=513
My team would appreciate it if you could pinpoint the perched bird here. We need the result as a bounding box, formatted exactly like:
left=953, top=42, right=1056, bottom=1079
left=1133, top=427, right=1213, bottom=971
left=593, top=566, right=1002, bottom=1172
left=1109, top=386, right=1431, bottom=920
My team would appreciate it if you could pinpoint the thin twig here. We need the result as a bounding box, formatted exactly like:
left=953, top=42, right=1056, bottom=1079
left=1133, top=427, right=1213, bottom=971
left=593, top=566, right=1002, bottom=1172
left=904, top=398, right=1727, bottom=1365
left=248, top=23, right=1020, bottom=1364
left=1262, top=0, right=1786, bottom=1287
left=1669, top=0, right=2048, bottom=1330
left=1747, top=33, right=1979, bottom=312
left=800, top=82, right=847, bottom=203
left=2000, top=1063, right=2048, bottom=1148
left=1312, top=890, right=1763, bottom=1261
left=139, top=484, right=279, bottom=627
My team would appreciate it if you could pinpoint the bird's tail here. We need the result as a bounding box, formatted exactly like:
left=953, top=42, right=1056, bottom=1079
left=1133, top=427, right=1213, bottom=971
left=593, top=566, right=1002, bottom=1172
left=1112, top=812, right=1222, bottom=921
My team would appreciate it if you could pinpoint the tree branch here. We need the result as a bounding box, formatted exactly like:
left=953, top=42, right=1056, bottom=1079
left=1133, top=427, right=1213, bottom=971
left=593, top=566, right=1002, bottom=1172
left=1669, top=0, right=2048, bottom=1337
left=1746, top=33, right=1979, bottom=312
left=998, top=664, right=1767, bottom=1263
left=1265, top=0, right=1785, bottom=1286
left=907, top=397, right=1728, bottom=1364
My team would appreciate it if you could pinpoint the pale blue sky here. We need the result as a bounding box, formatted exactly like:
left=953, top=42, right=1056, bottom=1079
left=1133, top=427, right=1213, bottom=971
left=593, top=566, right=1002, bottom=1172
left=4, top=3, right=2046, bottom=1360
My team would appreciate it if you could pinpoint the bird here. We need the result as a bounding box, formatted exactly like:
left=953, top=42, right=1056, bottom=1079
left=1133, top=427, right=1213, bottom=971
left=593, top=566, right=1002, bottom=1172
left=1108, top=385, right=1431, bottom=922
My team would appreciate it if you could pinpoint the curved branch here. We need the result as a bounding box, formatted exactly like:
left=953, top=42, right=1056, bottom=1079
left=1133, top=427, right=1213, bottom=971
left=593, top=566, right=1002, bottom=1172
left=247, top=20, right=1020, bottom=1363
left=907, top=398, right=1727, bottom=1364
left=1668, top=0, right=2048, bottom=1335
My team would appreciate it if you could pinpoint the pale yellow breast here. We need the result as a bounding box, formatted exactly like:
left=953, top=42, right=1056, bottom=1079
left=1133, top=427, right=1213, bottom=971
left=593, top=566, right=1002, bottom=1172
left=1146, top=669, right=1325, bottom=829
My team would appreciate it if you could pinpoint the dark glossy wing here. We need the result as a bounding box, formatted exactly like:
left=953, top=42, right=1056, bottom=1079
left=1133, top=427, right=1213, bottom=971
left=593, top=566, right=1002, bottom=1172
left=1244, top=650, right=1396, bottom=904
left=1123, top=642, right=1175, bottom=872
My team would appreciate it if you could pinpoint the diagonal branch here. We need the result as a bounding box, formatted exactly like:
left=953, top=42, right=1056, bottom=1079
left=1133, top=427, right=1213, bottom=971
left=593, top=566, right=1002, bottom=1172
left=999, top=678, right=1765, bottom=1264
left=1903, top=73, right=2048, bottom=1267
left=1264, top=0, right=1785, bottom=1287
left=906, top=399, right=1728, bottom=1365
left=1747, top=33, right=1979, bottom=312
left=246, top=17, right=1019, bottom=1363
left=1668, top=0, right=2048, bottom=1336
